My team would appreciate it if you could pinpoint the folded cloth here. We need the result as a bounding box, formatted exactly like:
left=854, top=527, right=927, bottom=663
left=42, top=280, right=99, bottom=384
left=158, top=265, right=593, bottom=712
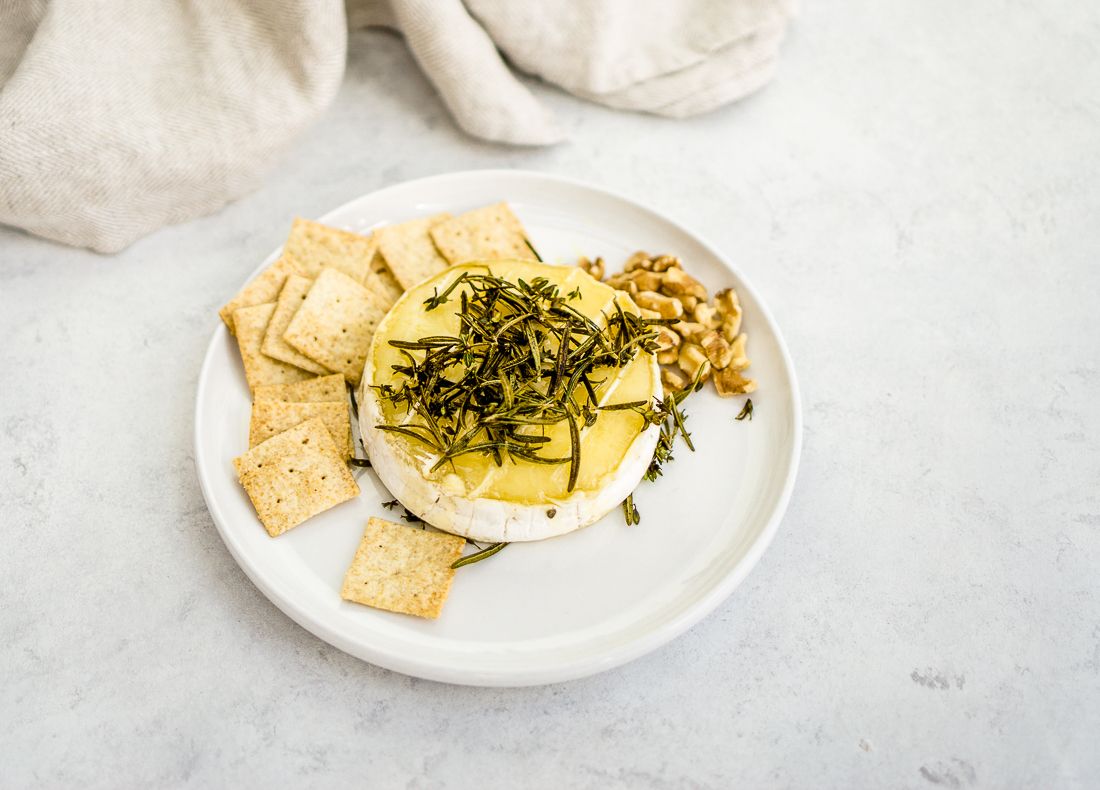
left=0, top=0, right=347, bottom=253
left=0, top=0, right=793, bottom=253
left=461, top=0, right=795, bottom=117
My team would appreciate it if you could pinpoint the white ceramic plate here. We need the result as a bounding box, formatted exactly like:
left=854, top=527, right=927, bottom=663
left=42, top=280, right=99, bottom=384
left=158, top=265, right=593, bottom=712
left=194, top=170, right=801, bottom=686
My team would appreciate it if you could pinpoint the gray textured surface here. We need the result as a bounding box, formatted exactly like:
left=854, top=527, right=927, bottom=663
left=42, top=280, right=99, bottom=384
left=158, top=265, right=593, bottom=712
left=3, top=3, right=1099, bottom=787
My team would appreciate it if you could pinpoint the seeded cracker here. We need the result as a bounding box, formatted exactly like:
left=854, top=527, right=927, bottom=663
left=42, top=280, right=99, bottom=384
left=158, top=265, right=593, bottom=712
left=341, top=518, right=465, bottom=619
left=366, top=257, right=405, bottom=309
left=249, top=399, right=353, bottom=458
left=219, top=257, right=299, bottom=335
left=262, top=274, right=329, bottom=374
left=282, top=268, right=390, bottom=385
left=375, top=213, right=452, bottom=290
left=430, top=202, right=537, bottom=265
left=253, top=373, right=346, bottom=404
left=232, top=303, right=313, bottom=392
left=282, top=217, right=378, bottom=283
left=233, top=418, right=359, bottom=537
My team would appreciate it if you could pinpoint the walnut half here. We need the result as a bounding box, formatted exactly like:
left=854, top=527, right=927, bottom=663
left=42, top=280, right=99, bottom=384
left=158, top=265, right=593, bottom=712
left=714, top=366, right=756, bottom=397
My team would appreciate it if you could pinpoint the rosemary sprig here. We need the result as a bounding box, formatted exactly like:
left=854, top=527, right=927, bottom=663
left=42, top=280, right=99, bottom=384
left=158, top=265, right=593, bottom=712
left=374, top=271, right=658, bottom=494
left=625, top=368, right=707, bottom=522
left=452, top=541, right=508, bottom=568
left=423, top=271, right=469, bottom=310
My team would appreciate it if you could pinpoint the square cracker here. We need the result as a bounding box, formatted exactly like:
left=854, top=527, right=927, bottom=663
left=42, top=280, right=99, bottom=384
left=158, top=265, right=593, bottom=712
left=254, top=373, right=346, bottom=404
left=429, top=202, right=537, bottom=265
left=219, top=257, right=300, bottom=335
left=261, top=274, right=329, bottom=375
left=282, top=217, right=378, bottom=283
left=282, top=268, right=391, bottom=385
left=341, top=518, right=465, bottom=619
left=233, top=418, right=359, bottom=537
left=233, top=303, right=314, bottom=392
left=375, top=213, right=452, bottom=290
left=249, top=399, right=352, bottom=458
left=364, top=256, right=404, bottom=310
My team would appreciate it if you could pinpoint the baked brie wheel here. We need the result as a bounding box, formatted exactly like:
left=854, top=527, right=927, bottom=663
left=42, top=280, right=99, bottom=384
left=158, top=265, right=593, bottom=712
left=358, top=260, right=661, bottom=543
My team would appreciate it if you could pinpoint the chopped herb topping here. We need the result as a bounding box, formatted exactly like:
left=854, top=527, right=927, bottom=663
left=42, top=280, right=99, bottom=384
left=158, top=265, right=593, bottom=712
left=375, top=271, right=661, bottom=493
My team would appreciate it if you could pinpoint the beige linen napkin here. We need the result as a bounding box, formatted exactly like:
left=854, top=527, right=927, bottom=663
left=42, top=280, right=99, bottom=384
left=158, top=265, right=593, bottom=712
left=0, top=0, right=793, bottom=253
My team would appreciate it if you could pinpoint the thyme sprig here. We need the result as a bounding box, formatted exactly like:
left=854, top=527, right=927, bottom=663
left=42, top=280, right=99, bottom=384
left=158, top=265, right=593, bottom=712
left=624, top=368, right=706, bottom=523
left=643, top=368, right=704, bottom=482
left=735, top=398, right=754, bottom=421
left=374, top=272, right=660, bottom=493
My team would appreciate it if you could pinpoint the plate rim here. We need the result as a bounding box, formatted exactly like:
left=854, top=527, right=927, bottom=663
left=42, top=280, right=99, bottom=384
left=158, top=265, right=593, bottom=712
left=193, top=168, right=802, bottom=686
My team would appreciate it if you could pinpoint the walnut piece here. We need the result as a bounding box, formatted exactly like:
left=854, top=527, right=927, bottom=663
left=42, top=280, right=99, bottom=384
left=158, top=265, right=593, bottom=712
left=699, top=330, right=734, bottom=369
left=611, top=279, right=639, bottom=298
left=658, top=267, right=707, bottom=301
left=634, top=270, right=664, bottom=292
left=655, top=326, right=681, bottom=365
left=607, top=270, right=661, bottom=292
left=727, top=332, right=749, bottom=370
left=677, top=343, right=712, bottom=382
left=671, top=320, right=707, bottom=343
left=714, top=287, right=742, bottom=337
left=693, top=302, right=721, bottom=329
left=714, top=366, right=756, bottom=397
left=650, top=255, right=681, bottom=272
left=661, top=367, right=689, bottom=392
left=577, top=255, right=605, bottom=281
left=635, top=290, right=683, bottom=319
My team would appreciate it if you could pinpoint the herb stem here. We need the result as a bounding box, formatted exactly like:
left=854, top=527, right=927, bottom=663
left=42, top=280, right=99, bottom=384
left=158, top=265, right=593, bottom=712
left=735, top=398, right=754, bottom=421
left=452, top=541, right=508, bottom=568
